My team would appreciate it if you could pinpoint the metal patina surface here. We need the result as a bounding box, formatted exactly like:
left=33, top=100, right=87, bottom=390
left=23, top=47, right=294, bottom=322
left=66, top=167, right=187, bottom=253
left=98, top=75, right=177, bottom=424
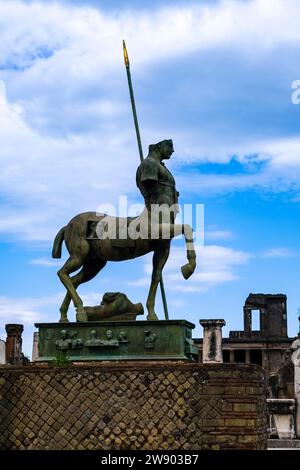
left=35, top=320, right=197, bottom=362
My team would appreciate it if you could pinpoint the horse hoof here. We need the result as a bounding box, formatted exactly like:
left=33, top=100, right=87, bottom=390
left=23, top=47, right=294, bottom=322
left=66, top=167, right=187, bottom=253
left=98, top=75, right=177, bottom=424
left=147, top=313, right=159, bottom=321
left=76, top=308, right=88, bottom=322
left=181, top=263, right=195, bottom=280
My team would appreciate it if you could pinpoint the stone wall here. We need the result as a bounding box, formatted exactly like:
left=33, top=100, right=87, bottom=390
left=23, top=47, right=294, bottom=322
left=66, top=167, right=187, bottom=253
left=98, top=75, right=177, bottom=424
left=0, top=362, right=267, bottom=450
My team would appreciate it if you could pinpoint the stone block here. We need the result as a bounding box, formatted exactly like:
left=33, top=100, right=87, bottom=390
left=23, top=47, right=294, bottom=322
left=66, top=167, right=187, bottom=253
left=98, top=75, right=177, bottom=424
left=225, top=418, right=247, bottom=427
left=233, top=403, right=256, bottom=413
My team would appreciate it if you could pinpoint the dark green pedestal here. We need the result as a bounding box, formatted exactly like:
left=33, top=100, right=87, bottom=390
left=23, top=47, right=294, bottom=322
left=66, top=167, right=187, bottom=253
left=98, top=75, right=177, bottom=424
left=34, top=320, right=197, bottom=361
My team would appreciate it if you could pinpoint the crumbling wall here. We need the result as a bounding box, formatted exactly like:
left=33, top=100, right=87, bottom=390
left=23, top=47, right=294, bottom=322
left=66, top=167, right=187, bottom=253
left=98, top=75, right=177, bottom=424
left=244, top=294, right=287, bottom=339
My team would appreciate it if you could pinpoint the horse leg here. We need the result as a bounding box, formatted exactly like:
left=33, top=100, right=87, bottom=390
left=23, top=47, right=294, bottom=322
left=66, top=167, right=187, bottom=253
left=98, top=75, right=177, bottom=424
left=179, top=224, right=196, bottom=279
left=59, top=260, right=107, bottom=322
left=57, top=256, right=87, bottom=321
left=156, top=223, right=196, bottom=279
left=146, top=244, right=170, bottom=320
left=59, top=293, right=70, bottom=322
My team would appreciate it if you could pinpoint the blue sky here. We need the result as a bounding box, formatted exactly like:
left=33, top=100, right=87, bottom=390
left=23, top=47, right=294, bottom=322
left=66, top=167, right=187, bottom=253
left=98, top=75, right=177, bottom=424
left=1, top=0, right=300, bottom=356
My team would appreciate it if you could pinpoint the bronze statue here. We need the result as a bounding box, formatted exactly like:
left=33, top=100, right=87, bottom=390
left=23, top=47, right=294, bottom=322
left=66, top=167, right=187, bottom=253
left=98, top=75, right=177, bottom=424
left=52, top=139, right=196, bottom=323
left=136, top=139, right=178, bottom=213
left=85, top=292, right=144, bottom=321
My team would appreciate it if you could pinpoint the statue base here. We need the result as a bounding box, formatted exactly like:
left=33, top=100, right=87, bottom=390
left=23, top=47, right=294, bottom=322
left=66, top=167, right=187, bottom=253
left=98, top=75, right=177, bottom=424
left=34, top=320, right=197, bottom=362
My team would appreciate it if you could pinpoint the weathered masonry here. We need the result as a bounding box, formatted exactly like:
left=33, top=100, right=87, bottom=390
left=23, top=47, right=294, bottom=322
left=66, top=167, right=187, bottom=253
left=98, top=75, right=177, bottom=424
left=195, top=294, right=294, bottom=396
left=0, top=362, right=267, bottom=450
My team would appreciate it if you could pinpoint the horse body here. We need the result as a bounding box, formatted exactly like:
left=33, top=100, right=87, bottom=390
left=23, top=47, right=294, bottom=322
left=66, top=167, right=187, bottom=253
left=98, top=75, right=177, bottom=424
left=53, top=209, right=196, bottom=322
left=62, top=211, right=159, bottom=261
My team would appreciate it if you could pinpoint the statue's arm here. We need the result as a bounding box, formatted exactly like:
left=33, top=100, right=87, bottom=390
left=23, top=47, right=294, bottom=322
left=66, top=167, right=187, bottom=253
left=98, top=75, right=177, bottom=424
left=137, top=159, right=159, bottom=197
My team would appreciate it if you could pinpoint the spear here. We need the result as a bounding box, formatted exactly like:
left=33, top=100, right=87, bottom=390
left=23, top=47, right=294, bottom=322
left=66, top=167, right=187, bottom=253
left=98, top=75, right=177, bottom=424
left=123, top=40, right=169, bottom=320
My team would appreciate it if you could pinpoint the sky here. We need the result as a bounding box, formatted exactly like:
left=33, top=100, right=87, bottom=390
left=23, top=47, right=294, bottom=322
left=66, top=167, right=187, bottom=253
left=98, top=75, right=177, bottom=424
left=1, top=0, right=300, bottom=357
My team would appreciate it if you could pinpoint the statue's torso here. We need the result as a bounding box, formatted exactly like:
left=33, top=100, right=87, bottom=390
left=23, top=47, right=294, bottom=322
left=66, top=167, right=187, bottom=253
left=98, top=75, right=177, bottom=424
left=136, top=156, right=178, bottom=207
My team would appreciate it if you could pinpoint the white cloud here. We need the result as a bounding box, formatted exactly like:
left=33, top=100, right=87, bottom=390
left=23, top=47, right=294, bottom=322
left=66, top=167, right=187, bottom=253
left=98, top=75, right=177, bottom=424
left=170, top=298, right=186, bottom=308
left=2, top=0, right=300, bottom=125
left=81, top=291, right=103, bottom=305
left=129, top=244, right=251, bottom=293
left=175, top=135, right=300, bottom=196
left=29, top=257, right=63, bottom=267
left=2, top=0, right=300, bottom=77
left=0, top=293, right=61, bottom=325
left=205, top=228, right=235, bottom=241
left=0, top=293, right=58, bottom=356
left=2, top=69, right=296, bottom=245
left=0, top=79, right=138, bottom=241
left=262, top=247, right=295, bottom=258
left=1, top=0, right=300, bottom=244
left=0, top=290, right=105, bottom=357
left=127, top=277, right=149, bottom=288
left=0, top=290, right=104, bottom=326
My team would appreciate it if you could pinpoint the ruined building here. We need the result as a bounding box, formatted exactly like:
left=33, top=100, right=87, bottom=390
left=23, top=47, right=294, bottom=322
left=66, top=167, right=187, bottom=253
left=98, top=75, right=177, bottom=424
left=195, top=293, right=295, bottom=397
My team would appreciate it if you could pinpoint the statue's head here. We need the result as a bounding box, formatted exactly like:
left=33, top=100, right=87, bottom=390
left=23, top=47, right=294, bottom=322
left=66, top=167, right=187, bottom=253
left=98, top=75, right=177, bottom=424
left=106, top=330, right=113, bottom=339
left=103, top=292, right=118, bottom=303
left=148, top=139, right=174, bottom=160
left=61, top=330, right=67, bottom=339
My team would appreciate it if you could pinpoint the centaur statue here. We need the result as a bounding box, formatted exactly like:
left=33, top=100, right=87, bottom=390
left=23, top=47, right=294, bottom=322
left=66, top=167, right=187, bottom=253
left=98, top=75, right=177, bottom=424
left=52, top=139, right=196, bottom=322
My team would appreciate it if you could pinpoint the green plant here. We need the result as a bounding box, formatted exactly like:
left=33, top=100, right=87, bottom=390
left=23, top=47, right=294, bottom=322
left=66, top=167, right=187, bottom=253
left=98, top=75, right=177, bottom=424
left=49, top=351, right=72, bottom=366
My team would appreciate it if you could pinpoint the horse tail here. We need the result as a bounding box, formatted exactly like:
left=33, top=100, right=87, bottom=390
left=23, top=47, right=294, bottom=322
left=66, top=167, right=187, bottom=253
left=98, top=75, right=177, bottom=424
left=52, top=226, right=66, bottom=258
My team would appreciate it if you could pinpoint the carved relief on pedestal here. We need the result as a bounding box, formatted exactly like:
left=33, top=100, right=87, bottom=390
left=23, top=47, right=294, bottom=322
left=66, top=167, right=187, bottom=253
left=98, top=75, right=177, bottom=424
left=55, top=330, right=83, bottom=350
left=185, top=329, right=195, bottom=359
left=118, top=331, right=129, bottom=343
left=46, top=329, right=53, bottom=340
left=144, top=330, right=157, bottom=349
left=85, top=329, right=128, bottom=348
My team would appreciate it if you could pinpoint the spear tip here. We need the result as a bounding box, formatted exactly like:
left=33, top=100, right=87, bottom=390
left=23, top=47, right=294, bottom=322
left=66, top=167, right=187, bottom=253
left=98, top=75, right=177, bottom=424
left=123, top=39, right=130, bottom=68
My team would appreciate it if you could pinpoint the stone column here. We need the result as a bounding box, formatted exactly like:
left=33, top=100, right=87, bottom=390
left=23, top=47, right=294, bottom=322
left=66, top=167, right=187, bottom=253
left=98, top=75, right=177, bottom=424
left=0, top=339, right=6, bottom=364
left=199, top=319, right=226, bottom=363
left=246, top=349, right=251, bottom=364
left=244, top=306, right=252, bottom=337
left=262, top=350, right=268, bottom=369
left=229, top=350, right=234, bottom=363
left=5, top=324, right=23, bottom=365
left=32, top=332, right=39, bottom=362
left=260, top=308, right=266, bottom=336
left=291, top=337, right=300, bottom=438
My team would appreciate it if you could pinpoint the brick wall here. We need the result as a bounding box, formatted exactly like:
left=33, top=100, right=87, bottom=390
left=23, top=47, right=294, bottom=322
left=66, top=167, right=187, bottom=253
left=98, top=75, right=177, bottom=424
left=0, top=362, right=267, bottom=450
